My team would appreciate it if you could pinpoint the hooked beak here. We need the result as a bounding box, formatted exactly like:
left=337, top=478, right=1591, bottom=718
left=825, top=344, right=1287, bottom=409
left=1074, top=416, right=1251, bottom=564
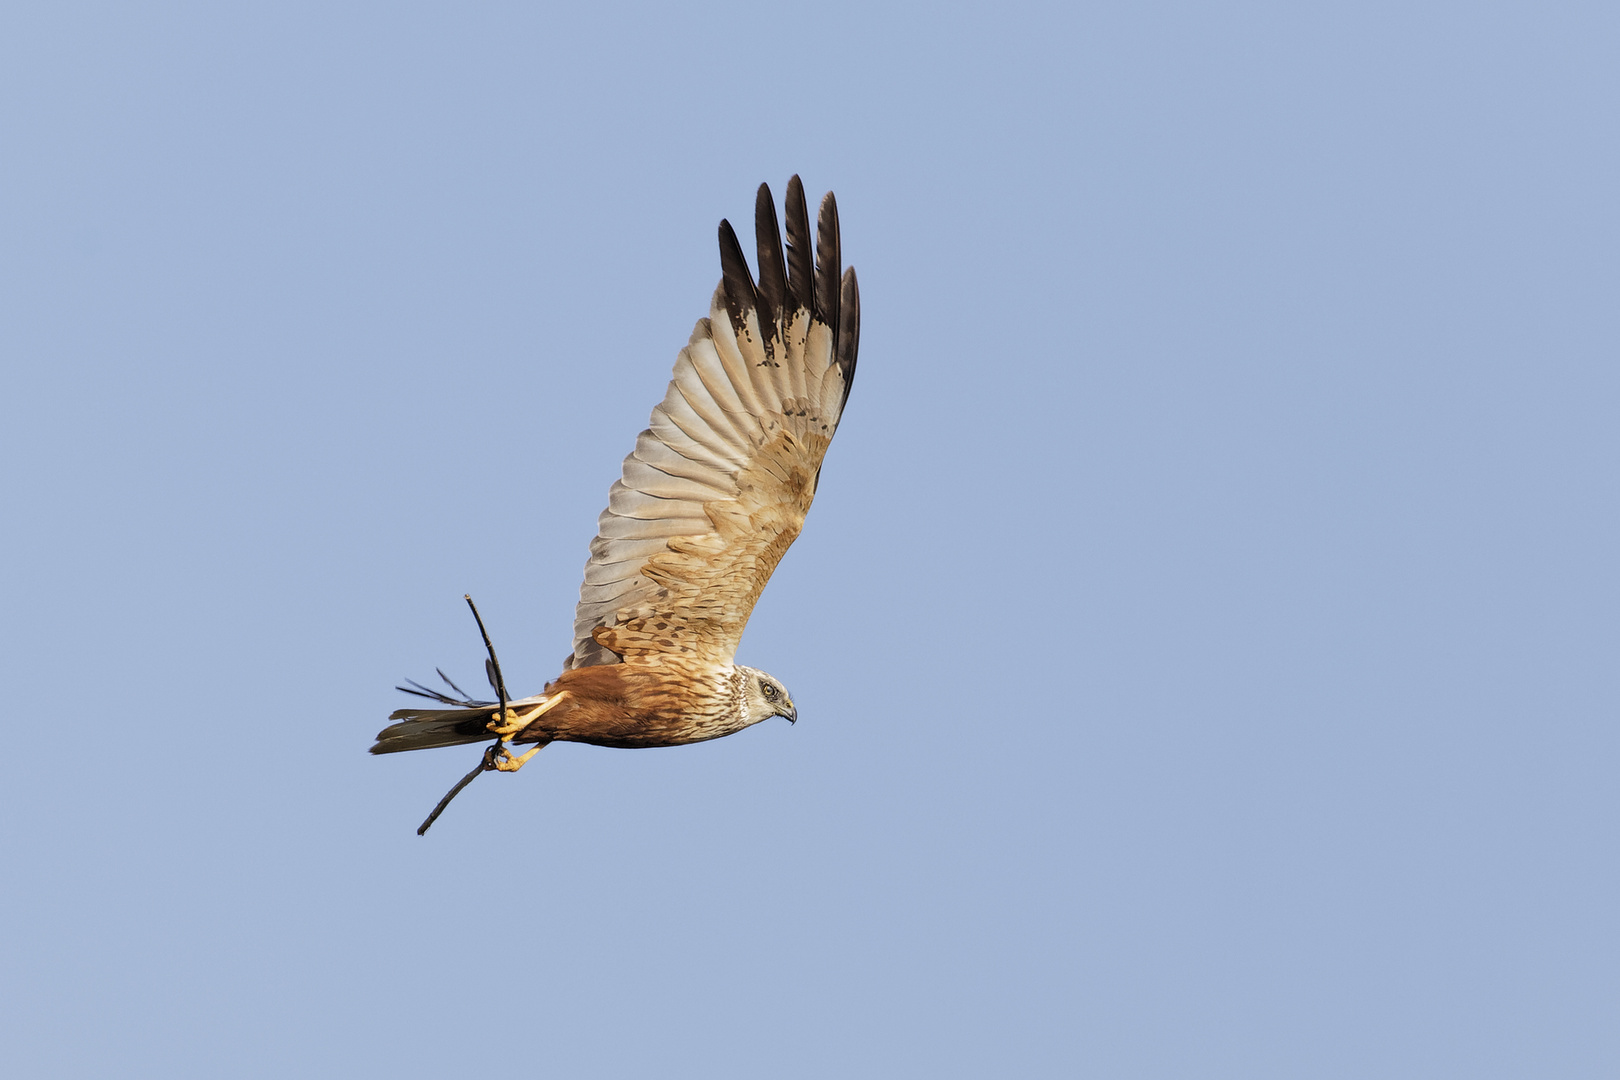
left=785, top=702, right=797, bottom=725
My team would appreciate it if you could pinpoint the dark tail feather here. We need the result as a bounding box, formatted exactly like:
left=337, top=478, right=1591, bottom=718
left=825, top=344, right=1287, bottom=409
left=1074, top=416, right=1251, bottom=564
left=370, top=705, right=498, bottom=755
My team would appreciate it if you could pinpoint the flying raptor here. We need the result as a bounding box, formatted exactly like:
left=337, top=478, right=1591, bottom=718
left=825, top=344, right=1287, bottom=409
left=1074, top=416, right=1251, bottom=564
left=372, top=178, right=860, bottom=833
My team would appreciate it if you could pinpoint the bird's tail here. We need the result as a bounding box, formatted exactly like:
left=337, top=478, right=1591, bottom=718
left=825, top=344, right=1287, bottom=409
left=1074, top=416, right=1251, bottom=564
left=369, top=704, right=506, bottom=755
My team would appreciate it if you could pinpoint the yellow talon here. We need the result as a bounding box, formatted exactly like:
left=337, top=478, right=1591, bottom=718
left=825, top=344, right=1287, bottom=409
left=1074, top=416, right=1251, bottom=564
left=484, top=692, right=570, bottom=738
left=486, top=709, right=527, bottom=738
left=491, top=743, right=545, bottom=772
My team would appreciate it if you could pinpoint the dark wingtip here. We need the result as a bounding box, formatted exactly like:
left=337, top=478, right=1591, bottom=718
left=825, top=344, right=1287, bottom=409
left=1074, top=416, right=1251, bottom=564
left=717, top=217, right=757, bottom=337
left=784, top=175, right=813, bottom=315
left=753, top=183, right=788, bottom=354
left=721, top=181, right=855, bottom=410
left=814, top=191, right=842, bottom=336
left=837, top=266, right=860, bottom=414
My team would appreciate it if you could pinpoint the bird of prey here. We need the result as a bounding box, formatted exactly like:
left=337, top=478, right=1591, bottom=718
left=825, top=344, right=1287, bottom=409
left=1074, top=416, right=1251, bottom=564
left=372, top=178, right=860, bottom=833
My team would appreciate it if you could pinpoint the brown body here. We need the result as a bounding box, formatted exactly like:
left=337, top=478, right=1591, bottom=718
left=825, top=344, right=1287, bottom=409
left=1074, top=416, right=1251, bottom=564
left=517, top=661, right=741, bottom=749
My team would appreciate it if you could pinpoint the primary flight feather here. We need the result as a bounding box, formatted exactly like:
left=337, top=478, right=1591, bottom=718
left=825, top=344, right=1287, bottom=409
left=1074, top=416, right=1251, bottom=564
left=372, top=178, right=859, bottom=830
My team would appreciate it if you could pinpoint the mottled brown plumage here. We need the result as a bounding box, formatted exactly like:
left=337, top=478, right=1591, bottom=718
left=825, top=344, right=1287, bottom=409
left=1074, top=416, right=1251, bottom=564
left=372, top=179, right=858, bottom=823
left=514, top=660, right=768, bottom=749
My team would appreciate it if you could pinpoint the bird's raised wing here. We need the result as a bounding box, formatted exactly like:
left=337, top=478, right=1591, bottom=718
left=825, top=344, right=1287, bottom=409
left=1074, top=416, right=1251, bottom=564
left=564, top=178, right=860, bottom=670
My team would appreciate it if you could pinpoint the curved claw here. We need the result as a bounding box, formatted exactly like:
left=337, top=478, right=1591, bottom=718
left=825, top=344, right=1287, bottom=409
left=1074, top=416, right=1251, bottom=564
left=489, top=742, right=547, bottom=773
left=485, top=708, right=528, bottom=738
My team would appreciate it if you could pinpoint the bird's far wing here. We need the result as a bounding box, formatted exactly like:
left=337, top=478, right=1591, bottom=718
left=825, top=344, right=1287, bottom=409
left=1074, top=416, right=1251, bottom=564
left=564, top=178, right=860, bottom=669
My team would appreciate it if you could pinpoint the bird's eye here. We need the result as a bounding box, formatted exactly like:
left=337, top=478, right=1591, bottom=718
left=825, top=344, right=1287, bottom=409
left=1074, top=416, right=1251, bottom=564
left=761, top=681, right=777, bottom=699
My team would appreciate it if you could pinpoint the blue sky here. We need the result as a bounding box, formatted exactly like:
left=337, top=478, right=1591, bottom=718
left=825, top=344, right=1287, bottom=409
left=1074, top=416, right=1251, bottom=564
left=3, top=2, right=1617, bottom=1076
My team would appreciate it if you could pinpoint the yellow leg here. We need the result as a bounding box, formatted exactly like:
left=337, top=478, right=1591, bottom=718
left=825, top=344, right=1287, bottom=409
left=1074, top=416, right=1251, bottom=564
left=486, top=692, right=569, bottom=737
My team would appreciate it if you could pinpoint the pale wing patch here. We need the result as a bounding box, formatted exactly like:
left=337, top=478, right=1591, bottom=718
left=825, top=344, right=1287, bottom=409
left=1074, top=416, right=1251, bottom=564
left=596, top=423, right=832, bottom=666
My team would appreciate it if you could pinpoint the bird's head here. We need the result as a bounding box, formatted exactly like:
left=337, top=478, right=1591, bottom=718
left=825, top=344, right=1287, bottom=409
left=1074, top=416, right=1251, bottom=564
left=735, top=666, right=797, bottom=726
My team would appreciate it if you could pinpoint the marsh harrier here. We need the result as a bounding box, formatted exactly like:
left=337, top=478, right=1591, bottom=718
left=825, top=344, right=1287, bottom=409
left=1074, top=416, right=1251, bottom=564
left=372, top=179, right=859, bottom=832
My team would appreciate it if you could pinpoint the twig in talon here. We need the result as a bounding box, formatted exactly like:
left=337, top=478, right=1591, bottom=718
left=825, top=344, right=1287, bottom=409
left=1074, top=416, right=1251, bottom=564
left=465, top=594, right=510, bottom=726
left=411, top=596, right=518, bottom=836
left=417, top=744, right=503, bottom=836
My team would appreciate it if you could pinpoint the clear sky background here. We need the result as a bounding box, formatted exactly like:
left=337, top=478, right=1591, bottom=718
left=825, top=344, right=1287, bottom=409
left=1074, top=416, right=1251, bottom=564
left=3, top=2, right=1617, bottom=1076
